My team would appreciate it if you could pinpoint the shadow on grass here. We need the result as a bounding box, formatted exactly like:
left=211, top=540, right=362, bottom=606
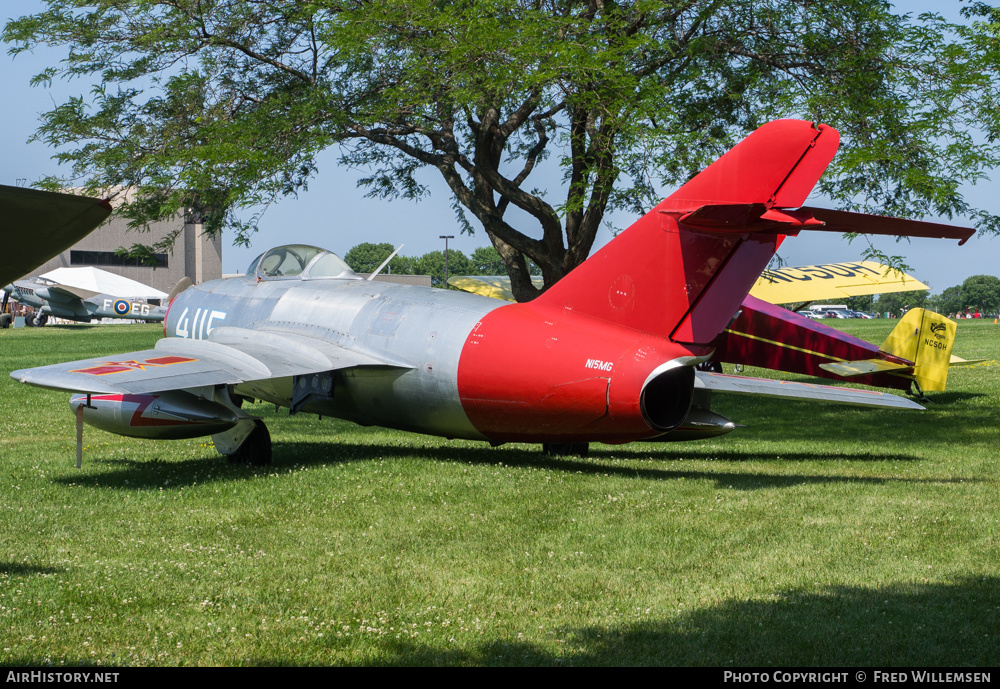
left=51, top=439, right=974, bottom=493
left=709, top=397, right=998, bottom=447
left=920, top=391, right=990, bottom=404
left=585, top=447, right=921, bottom=463
left=0, top=562, right=62, bottom=577
left=337, top=576, right=1000, bottom=666
left=10, top=577, right=996, bottom=667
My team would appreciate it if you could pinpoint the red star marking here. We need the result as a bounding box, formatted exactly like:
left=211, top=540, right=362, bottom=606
left=70, top=356, right=197, bottom=376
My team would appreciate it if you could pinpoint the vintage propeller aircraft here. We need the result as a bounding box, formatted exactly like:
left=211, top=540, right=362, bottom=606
left=10, top=120, right=974, bottom=465
left=3, top=270, right=167, bottom=327
left=449, top=258, right=930, bottom=305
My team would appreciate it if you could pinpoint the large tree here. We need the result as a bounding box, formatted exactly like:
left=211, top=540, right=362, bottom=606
left=960, top=274, right=1000, bottom=313
left=6, top=1, right=1000, bottom=301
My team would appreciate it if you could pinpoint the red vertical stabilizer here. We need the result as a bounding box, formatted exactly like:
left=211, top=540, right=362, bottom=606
left=536, top=120, right=840, bottom=345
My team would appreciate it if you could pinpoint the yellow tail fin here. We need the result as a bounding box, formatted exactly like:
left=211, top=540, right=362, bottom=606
left=879, top=309, right=955, bottom=392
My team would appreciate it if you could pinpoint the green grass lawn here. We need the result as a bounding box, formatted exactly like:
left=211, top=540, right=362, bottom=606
left=1, top=321, right=998, bottom=666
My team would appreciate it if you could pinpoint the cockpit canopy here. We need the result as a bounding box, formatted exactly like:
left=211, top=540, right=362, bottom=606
left=245, top=245, right=358, bottom=281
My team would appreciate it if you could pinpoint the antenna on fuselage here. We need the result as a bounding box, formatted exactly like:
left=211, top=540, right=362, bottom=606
left=366, top=245, right=404, bottom=281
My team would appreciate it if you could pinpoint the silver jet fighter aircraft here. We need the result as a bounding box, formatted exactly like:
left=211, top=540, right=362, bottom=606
left=10, top=120, right=973, bottom=465
left=3, top=276, right=167, bottom=327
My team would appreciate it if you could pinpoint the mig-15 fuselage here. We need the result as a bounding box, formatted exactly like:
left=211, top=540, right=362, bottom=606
left=11, top=120, right=973, bottom=464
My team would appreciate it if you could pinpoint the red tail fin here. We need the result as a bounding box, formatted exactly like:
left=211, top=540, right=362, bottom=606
left=537, top=120, right=840, bottom=344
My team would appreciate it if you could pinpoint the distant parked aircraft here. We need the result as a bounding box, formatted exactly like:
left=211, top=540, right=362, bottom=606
left=3, top=268, right=167, bottom=327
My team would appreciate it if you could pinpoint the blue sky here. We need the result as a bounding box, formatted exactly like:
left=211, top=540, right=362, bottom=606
left=1, top=1, right=996, bottom=289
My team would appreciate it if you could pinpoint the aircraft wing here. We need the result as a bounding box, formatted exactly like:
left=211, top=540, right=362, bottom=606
left=10, top=327, right=413, bottom=395
left=750, top=260, right=928, bottom=305
left=0, top=186, right=112, bottom=285
left=447, top=275, right=543, bottom=301
left=42, top=283, right=101, bottom=302
left=450, top=260, right=930, bottom=307
left=694, top=371, right=923, bottom=410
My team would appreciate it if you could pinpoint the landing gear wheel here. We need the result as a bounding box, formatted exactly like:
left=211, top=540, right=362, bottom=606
left=226, top=420, right=272, bottom=466
left=0, top=314, right=11, bottom=329
left=542, top=442, right=590, bottom=457
left=29, top=313, right=48, bottom=327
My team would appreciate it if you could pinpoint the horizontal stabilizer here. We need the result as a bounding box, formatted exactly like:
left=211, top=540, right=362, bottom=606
left=819, top=359, right=913, bottom=378
left=695, top=371, right=924, bottom=410
left=950, top=356, right=987, bottom=366
left=799, top=207, right=974, bottom=244
left=676, top=204, right=824, bottom=233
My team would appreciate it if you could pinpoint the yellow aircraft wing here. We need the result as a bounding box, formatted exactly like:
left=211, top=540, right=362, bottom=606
left=0, top=186, right=112, bottom=286
left=750, top=260, right=928, bottom=304
left=450, top=260, right=928, bottom=306
left=447, top=275, right=543, bottom=301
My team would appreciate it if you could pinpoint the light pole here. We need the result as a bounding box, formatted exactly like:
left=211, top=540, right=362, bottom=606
left=439, top=235, right=454, bottom=287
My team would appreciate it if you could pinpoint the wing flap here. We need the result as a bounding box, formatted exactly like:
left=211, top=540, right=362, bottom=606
left=694, top=371, right=923, bottom=410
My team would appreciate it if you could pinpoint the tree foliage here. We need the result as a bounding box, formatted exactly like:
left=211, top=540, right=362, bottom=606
left=959, top=274, right=1000, bottom=313
left=927, top=285, right=964, bottom=317
left=343, top=241, right=415, bottom=275
left=414, top=249, right=472, bottom=287
left=875, top=289, right=928, bottom=317
left=343, top=242, right=536, bottom=286
left=469, top=246, right=506, bottom=276
left=6, top=1, right=1000, bottom=300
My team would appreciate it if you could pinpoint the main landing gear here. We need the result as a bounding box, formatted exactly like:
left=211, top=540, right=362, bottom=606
left=224, top=419, right=273, bottom=466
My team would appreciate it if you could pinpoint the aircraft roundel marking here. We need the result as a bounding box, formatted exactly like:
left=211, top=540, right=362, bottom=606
left=113, top=299, right=131, bottom=315
left=609, top=275, right=635, bottom=311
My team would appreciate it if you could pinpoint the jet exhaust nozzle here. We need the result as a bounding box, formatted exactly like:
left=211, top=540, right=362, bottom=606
left=639, top=365, right=696, bottom=433
left=648, top=406, right=737, bottom=442
left=69, top=391, right=240, bottom=439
